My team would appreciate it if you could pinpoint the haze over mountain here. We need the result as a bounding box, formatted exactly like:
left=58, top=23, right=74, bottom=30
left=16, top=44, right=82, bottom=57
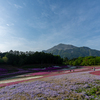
left=43, top=43, right=100, bottom=59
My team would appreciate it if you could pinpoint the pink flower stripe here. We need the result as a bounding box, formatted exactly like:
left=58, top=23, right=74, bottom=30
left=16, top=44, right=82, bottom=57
left=30, top=72, right=51, bottom=76
left=74, top=68, right=91, bottom=71
left=83, top=66, right=100, bottom=69
left=0, top=72, right=67, bottom=87
left=1, top=67, right=100, bottom=88
left=90, top=71, right=100, bottom=75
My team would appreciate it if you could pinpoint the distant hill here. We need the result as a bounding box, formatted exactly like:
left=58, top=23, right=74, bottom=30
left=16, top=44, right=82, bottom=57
left=43, top=43, right=100, bottom=59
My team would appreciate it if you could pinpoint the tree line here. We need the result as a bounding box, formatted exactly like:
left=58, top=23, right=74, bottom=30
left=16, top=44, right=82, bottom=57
left=64, top=56, right=100, bottom=66
left=0, top=50, right=63, bottom=67
left=1, top=50, right=100, bottom=67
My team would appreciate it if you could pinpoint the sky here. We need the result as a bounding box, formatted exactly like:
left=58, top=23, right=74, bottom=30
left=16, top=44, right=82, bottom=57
left=0, top=0, right=100, bottom=52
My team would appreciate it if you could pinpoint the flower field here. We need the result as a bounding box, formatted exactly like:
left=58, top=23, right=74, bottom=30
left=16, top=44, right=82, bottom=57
left=90, top=71, right=100, bottom=76
left=0, top=67, right=100, bottom=100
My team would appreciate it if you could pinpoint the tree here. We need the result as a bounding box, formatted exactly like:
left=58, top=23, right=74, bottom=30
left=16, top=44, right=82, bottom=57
left=0, top=56, right=4, bottom=64
left=2, top=56, right=8, bottom=63
left=88, top=58, right=96, bottom=65
left=95, top=57, right=100, bottom=65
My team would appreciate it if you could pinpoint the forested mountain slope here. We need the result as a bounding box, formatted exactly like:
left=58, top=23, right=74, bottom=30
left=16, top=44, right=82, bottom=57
left=43, top=43, right=100, bottom=59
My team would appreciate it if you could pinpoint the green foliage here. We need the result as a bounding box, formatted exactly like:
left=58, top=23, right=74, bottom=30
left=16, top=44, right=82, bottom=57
left=0, top=57, right=4, bottom=64
left=94, top=80, right=100, bottom=84
left=86, top=86, right=100, bottom=96
left=65, top=56, right=100, bottom=66
left=75, top=85, right=100, bottom=100
left=0, top=51, right=63, bottom=67
left=76, top=88, right=83, bottom=93
left=2, top=56, right=8, bottom=63
left=95, top=57, right=100, bottom=65
left=1, top=50, right=100, bottom=66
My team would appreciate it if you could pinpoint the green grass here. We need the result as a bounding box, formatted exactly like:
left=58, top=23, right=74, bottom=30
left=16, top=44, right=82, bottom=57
left=94, top=80, right=100, bottom=84
left=75, top=85, right=100, bottom=99
left=86, top=86, right=100, bottom=95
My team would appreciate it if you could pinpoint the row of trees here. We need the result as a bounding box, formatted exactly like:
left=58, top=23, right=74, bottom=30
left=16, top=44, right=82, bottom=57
left=65, top=56, right=100, bottom=66
left=0, top=51, right=63, bottom=67
left=1, top=50, right=100, bottom=67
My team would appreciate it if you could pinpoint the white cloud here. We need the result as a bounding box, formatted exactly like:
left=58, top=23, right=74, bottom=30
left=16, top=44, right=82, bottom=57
left=14, top=4, right=23, bottom=9
left=6, top=24, right=9, bottom=26
left=6, top=23, right=14, bottom=26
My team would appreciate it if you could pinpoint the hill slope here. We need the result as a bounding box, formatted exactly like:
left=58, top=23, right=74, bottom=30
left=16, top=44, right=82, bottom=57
left=43, top=43, right=100, bottom=59
left=46, top=43, right=76, bottom=52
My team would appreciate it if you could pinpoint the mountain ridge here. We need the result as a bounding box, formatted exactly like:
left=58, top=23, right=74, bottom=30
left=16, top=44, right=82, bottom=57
left=46, top=43, right=77, bottom=52
left=43, top=43, right=100, bottom=59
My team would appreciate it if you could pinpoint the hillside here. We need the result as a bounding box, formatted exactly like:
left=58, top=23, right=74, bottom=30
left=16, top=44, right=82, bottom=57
left=43, top=43, right=100, bottom=59
left=45, top=43, right=76, bottom=52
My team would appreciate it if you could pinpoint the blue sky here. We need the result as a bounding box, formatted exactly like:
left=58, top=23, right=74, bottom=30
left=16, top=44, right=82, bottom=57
left=0, top=0, right=100, bottom=52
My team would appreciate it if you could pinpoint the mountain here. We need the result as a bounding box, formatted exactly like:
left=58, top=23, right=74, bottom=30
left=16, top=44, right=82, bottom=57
left=43, top=43, right=100, bottom=59
left=45, top=43, right=76, bottom=52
